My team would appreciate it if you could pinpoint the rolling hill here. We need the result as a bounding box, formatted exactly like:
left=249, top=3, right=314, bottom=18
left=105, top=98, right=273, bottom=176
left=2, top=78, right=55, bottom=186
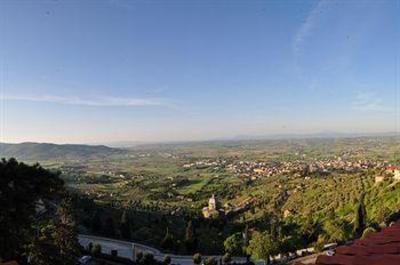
left=0, top=142, right=123, bottom=161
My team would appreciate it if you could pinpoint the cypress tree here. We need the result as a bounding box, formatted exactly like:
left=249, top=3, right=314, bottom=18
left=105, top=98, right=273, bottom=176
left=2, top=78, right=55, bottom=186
left=185, top=220, right=195, bottom=252
left=161, top=228, right=174, bottom=251
left=91, top=210, right=102, bottom=234
left=120, top=210, right=132, bottom=240
left=105, top=217, right=116, bottom=237
left=353, top=194, right=367, bottom=237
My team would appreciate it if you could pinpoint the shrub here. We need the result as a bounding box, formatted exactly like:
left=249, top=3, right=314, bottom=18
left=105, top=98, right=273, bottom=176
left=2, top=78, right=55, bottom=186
left=222, top=253, right=232, bottom=264
left=193, top=253, right=202, bottom=265
left=224, top=233, right=242, bottom=255
left=204, top=257, right=217, bottom=265
left=91, top=243, right=102, bottom=256
left=163, top=255, right=171, bottom=265
left=313, top=235, right=326, bottom=253
left=142, top=252, right=156, bottom=265
left=136, top=252, right=144, bottom=261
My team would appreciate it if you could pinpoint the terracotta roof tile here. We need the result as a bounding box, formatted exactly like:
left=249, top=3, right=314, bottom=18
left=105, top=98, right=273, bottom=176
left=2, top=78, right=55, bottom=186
left=316, top=254, right=400, bottom=265
left=316, top=221, right=400, bottom=265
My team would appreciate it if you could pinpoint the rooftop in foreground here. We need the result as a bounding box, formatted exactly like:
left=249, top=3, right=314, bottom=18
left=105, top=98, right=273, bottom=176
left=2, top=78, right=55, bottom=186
left=313, top=221, right=400, bottom=265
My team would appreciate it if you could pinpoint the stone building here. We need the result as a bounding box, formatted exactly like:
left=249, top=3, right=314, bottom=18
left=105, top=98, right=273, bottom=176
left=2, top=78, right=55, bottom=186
left=202, top=194, right=224, bottom=218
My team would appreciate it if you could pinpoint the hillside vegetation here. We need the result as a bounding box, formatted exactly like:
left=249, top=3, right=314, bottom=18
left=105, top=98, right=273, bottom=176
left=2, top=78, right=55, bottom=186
left=0, top=142, right=123, bottom=161
left=1, top=136, right=400, bottom=258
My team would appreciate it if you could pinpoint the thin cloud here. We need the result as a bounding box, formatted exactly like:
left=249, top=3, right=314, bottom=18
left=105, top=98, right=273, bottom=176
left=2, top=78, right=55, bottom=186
left=352, top=91, right=389, bottom=112
left=107, top=0, right=136, bottom=10
left=293, top=0, right=329, bottom=59
left=1, top=94, right=173, bottom=108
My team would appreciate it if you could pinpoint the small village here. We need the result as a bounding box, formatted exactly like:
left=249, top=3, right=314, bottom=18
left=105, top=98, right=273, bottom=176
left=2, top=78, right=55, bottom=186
left=183, top=157, right=398, bottom=181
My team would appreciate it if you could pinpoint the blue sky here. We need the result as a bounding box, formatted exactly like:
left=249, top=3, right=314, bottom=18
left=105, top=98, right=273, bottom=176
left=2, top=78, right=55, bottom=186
left=0, top=0, right=399, bottom=143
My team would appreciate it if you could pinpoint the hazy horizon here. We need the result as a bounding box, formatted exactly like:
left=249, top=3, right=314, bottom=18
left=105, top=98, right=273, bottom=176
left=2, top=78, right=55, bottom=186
left=1, top=130, right=399, bottom=146
left=1, top=0, right=399, bottom=143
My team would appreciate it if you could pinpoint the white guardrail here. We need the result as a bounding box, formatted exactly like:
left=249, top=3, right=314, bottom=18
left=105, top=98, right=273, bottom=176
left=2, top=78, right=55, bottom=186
left=79, top=234, right=335, bottom=265
left=78, top=234, right=248, bottom=265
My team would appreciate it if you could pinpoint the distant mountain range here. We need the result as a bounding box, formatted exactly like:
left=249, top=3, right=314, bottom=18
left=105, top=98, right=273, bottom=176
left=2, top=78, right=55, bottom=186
left=100, top=131, right=400, bottom=147
left=1, top=132, right=398, bottom=161
left=0, top=142, right=122, bottom=161
left=229, top=131, right=400, bottom=141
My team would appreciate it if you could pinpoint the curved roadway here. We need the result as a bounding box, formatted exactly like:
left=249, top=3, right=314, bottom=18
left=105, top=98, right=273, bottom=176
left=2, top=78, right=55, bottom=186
left=79, top=234, right=247, bottom=265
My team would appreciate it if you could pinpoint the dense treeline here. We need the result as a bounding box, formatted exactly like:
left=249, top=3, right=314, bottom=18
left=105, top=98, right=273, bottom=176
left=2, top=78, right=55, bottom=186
left=0, top=158, right=80, bottom=264
left=74, top=194, right=232, bottom=255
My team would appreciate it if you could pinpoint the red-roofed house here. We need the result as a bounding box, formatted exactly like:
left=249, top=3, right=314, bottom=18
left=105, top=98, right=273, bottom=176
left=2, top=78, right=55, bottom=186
left=386, top=166, right=400, bottom=181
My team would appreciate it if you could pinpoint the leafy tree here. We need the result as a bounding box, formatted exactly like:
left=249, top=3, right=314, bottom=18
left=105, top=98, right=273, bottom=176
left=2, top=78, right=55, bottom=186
left=323, top=219, right=346, bottom=243
left=0, top=158, right=64, bottom=262
left=27, top=222, right=63, bottom=265
left=27, top=199, right=81, bottom=265
left=52, top=199, right=81, bottom=261
left=376, top=205, right=390, bottom=225
left=193, top=253, right=202, bottom=265
left=224, top=233, right=242, bottom=255
left=246, top=231, right=278, bottom=264
left=300, top=216, right=321, bottom=244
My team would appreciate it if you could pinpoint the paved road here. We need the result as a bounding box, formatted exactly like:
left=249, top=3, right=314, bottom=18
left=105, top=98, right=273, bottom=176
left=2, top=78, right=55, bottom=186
left=79, top=235, right=135, bottom=260
left=79, top=234, right=247, bottom=265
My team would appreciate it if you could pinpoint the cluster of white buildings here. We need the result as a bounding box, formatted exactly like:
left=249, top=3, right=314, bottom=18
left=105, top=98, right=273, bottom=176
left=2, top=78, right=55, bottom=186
left=183, top=157, right=390, bottom=180
left=182, top=159, right=227, bottom=169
